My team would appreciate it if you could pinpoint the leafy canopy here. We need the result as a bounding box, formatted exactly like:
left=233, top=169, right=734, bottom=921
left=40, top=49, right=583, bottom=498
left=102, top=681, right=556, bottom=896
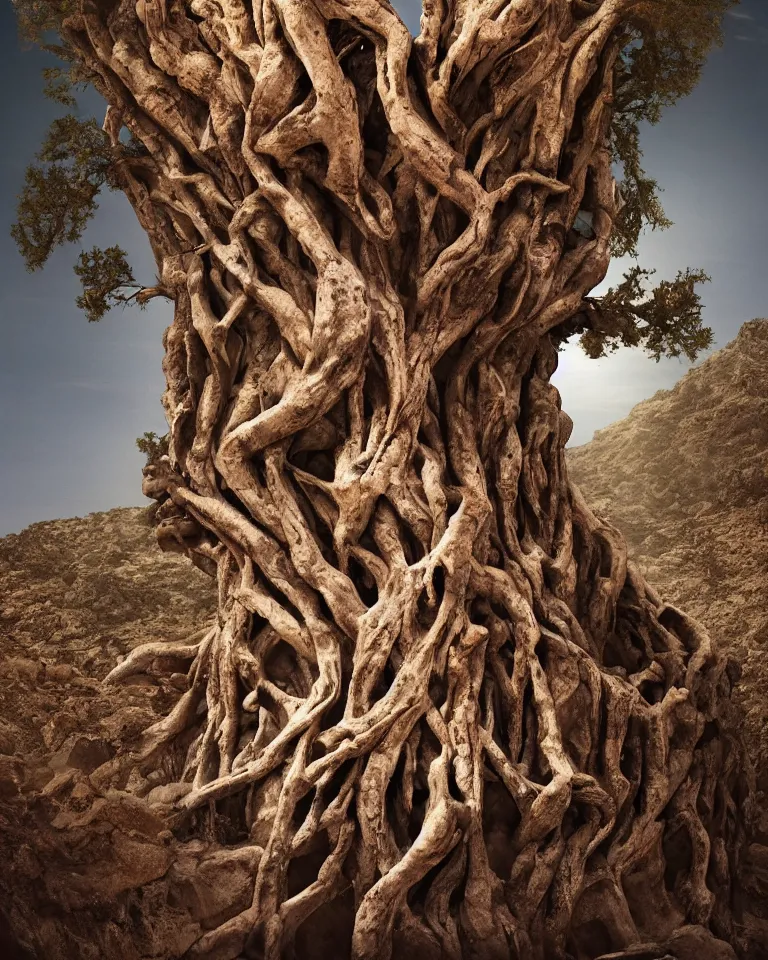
left=136, top=432, right=170, bottom=468
left=11, top=115, right=116, bottom=272
left=11, top=0, right=735, bottom=364
left=75, top=246, right=141, bottom=323
left=610, top=0, right=737, bottom=259
left=580, top=0, right=737, bottom=363
left=579, top=266, right=715, bottom=362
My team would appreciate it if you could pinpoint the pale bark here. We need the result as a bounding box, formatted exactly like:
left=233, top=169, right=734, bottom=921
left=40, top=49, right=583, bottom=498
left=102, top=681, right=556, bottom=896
left=55, top=1, right=753, bottom=957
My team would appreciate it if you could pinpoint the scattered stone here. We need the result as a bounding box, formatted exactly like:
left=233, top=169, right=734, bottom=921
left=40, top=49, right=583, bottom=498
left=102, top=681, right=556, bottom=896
left=41, top=769, right=77, bottom=798
left=0, top=726, right=16, bottom=756
left=168, top=845, right=262, bottom=930
left=0, top=755, right=25, bottom=798
left=147, top=781, right=193, bottom=807
left=45, top=663, right=76, bottom=684
left=0, top=658, right=43, bottom=683
left=61, top=736, right=114, bottom=775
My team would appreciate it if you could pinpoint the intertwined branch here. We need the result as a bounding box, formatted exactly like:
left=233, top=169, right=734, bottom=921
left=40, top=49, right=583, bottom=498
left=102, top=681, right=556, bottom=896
left=36, top=1, right=752, bottom=957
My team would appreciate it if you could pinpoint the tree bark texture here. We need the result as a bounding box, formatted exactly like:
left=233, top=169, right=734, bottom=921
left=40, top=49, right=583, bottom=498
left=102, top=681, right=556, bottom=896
left=59, top=1, right=752, bottom=958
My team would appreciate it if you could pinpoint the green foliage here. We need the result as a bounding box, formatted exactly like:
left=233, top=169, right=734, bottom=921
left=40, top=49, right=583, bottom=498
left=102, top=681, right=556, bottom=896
left=13, top=0, right=75, bottom=41
left=41, top=67, right=77, bottom=106
left=580, top=265, right=714, bottom=362
left=75, top=246, right=140, bottom=322
left=13, top=0, right=93, bottom=100
left=610, top=115, right=673, bottom=259
left=10, top=111, right=155, bottom=319
left=38, top=115, right=113, bottom=178
left=610, top=0, right=737, bottom=257
left=11, top=116, right=114, bottom=272
left=136, top=432, right=170, bottom=468
left=11, top=164, right=99, bottom=272
left=587, top=0, right=736, bottom=358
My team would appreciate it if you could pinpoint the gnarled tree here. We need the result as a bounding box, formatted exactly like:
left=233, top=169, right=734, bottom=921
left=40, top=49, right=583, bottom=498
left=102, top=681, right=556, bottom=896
left=13, top=1, right=755, bottom=959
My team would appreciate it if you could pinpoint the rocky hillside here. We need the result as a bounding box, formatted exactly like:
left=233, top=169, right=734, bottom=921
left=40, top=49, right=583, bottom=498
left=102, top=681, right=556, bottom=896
left=0, top=509, right=219, bottom=960
left=567, top=318, right=768, bottom=792
left=0, top=507, right=216, bottom=764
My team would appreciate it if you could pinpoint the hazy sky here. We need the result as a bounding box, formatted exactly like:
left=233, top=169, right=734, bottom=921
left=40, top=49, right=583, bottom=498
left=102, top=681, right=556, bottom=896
left=0, top=1, right=766, bottom=536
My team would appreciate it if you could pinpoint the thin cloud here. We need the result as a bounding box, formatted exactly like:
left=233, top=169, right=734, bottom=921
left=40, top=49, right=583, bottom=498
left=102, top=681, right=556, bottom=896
left=734, top=33, right=768, bottom=43
left=728, top=9, right=755, bottom=20
left=53, top=380, right=121, bottom=392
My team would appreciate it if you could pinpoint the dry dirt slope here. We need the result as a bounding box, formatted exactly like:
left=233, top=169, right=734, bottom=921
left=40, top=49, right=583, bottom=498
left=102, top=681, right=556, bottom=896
left=0, top=509, right=223, bottom=960
left=567, top=318, right=768, bottom=792
left=0, top=322, right=767, bottom=958
left=0, top=507, right=216, bottom=763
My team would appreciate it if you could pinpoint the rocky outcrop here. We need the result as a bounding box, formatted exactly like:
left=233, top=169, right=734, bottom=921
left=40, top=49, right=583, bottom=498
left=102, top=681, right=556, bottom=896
left=0, top=508, right=219, bottom=959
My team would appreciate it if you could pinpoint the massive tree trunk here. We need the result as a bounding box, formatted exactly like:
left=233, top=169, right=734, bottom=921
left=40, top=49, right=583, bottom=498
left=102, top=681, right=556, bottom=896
left=59, top=1, right=751, bottom=957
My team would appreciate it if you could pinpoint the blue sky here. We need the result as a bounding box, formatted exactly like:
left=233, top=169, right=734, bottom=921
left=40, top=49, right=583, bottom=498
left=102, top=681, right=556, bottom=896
left=0, top=1, right=765, bottom=535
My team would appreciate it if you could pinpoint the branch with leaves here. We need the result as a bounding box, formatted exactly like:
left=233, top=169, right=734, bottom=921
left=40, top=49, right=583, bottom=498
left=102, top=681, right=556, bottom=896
left=136, top=430, right=170, bottom=468
left=74, top=246, right=168, bottom=322
left=12, top=115, right=164, bottom=318
left=556, top=264, right=715, bottom=361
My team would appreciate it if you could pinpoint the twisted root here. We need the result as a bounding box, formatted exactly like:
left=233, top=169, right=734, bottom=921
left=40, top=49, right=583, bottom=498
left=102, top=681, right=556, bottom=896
left=59, top=1, right=754, bottom=957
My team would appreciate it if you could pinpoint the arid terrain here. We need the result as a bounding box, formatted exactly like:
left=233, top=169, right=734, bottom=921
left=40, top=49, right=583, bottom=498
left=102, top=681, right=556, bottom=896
left=1, top=321, right=767, bottom=958
left=568, top=318, right=768, bottom=797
